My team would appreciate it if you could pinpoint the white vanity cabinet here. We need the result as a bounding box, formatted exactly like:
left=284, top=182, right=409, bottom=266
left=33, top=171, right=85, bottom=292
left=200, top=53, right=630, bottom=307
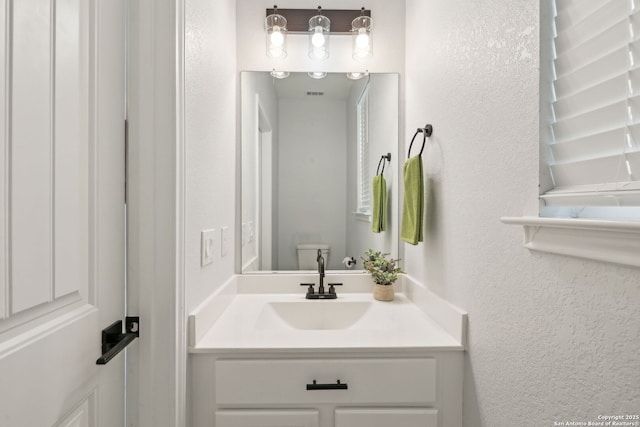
left=189, top=352, right=463, bottom=427
left=213, top=408, right=437, bottom=427
left=335, top=408, right=438, bottom=427
left=188, top=275, right=467, bottom=427
left=215, top=409, right=319, bottom=427
left=215, top=358, right=436, bottom=405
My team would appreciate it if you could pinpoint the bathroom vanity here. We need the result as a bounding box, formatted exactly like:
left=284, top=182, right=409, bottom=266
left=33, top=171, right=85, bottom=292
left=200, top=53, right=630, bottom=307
left=188, top=273, right=467, bottom=427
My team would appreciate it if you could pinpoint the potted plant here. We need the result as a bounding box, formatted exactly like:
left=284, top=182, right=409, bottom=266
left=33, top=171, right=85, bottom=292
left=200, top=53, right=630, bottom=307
left=361, top=249, right=405, bottom=301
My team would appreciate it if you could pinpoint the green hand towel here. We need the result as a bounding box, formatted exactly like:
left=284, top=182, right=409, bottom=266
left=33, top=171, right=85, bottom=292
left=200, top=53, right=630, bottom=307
left=372, top=174, right=387, bottom=233
left=401, top=155, right=424, bottom=245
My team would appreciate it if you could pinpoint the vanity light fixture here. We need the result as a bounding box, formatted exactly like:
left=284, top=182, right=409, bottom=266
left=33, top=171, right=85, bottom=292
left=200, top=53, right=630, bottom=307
left=265, top=7, right=371, bottom=61
left=270, top=70, right=290, bottom=79
left=308, top=71, right=328, bottom=79
left=351, top=7, right=373, bottom=60
left=308, top=6, right=330, bottom=60
left=265, top=5, right=288, bottom=59
left=346, top=71, right=368, bottom=80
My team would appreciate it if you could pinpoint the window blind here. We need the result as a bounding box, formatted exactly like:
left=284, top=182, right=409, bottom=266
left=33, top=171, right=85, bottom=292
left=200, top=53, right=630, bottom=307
left=543, top=0, right=640, bottom=208
left=357, top=86, right=371, bottom=214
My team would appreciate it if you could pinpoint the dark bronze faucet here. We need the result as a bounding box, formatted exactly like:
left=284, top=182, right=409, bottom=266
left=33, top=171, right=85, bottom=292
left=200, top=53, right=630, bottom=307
left=317, top=249, right=325, bottom=294
left=299, top=249, right=342, bottom=299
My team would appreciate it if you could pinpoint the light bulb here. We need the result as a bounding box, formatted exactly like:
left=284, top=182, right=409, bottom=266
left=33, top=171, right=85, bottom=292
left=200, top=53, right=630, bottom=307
left=355, top=28, right=369, bottom=49
left=270, top=26, right=284, bottom=47
left=311, top=27, right=325, bottom=48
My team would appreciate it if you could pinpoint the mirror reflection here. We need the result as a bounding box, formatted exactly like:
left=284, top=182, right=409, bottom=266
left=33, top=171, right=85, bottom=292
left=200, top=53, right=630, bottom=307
left=241, top=72, right=399, bottom=272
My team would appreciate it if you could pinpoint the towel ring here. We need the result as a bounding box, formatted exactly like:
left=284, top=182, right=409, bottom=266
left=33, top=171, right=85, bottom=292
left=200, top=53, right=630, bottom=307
left=407, top=124, right=433, bottom=159
left=376, top=153, right=391, bottom=176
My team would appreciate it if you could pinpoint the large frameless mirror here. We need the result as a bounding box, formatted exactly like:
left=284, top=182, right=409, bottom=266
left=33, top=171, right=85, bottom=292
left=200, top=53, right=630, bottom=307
left=240, top=71, right=399, bottom=272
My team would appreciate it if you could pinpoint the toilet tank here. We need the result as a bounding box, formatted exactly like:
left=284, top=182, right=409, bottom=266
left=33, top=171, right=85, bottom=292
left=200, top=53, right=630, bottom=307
left=296, top=244, right=330, bottom=270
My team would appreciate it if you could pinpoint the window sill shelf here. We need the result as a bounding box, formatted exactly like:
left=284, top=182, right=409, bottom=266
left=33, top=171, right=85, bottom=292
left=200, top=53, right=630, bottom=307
left=501, top=216, right=640, bottom=268
left=354, top=212, right=372, bottom=223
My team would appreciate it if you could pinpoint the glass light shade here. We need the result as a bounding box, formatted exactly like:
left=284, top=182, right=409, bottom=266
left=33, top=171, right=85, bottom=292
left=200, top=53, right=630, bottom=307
left=346, top=71, right=368, bottom=80
left=270, top=70, right=290, bottom=79
left=265, top=13, right=288, bottom=59
left=351, top=15, right=372, bottom=60
left=308, top=14, right=330, bottom=60
left=308, top=71, right=327, bottom=79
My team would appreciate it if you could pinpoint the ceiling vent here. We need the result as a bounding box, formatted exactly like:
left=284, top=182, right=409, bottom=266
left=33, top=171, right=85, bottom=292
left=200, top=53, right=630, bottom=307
left=306, top=91, right=324, bottom=96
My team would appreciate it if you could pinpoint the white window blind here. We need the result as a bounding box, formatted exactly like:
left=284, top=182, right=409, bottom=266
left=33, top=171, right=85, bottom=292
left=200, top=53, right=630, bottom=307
left=357, top=85, right=371, bottom=215
left=542, top=0, right=640, bottom=212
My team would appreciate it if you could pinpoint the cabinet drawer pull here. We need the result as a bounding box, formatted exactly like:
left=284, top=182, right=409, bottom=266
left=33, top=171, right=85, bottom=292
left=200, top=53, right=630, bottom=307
left=306, top=380, right=348, bottom=390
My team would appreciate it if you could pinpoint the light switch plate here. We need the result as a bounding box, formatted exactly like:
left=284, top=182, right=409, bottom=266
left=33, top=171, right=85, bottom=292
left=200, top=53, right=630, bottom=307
left=201, top=229, right=216, bottom=266
left=221, top=226, right=230, bottom=257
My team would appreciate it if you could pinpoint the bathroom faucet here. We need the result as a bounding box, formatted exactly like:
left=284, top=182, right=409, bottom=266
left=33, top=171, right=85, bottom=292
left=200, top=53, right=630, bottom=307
left=317, top=249, right=325, bottom=294
left=299, top=250, right=342, bottom=299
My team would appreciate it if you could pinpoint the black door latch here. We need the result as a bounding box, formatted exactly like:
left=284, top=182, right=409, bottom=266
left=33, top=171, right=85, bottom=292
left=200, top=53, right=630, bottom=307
left=96, top=317, right=139, bottom=365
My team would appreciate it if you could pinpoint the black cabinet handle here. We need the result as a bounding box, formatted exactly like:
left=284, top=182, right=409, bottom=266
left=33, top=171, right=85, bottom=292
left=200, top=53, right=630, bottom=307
left=306, top=380, right=348, bottom=390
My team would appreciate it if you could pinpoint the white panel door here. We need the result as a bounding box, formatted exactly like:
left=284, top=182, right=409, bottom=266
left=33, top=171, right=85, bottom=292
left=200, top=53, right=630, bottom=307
left=0, top=0, right=126, bottom=426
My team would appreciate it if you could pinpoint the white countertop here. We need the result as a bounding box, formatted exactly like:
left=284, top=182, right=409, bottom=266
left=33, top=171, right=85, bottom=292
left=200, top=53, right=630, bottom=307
left=190, top=290, right=464, bottom=354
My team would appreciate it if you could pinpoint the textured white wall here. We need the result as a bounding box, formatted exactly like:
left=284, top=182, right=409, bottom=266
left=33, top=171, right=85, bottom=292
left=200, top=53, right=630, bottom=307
left=404, top=1, right=640, bottom=426
left=185, top=0, right=237, bottom=313
left=277, top=97, right=347, bottom=270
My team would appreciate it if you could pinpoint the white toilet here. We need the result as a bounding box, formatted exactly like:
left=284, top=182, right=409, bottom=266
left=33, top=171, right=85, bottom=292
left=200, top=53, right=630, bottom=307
left=296, top=244, right=330, bottom=270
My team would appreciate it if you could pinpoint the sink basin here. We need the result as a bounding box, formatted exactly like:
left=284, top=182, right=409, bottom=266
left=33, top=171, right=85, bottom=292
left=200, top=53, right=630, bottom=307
left=256, top=301, right=372, bottom=330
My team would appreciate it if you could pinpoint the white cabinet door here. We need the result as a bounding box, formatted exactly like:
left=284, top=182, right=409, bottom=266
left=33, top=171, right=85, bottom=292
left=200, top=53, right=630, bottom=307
left=0, top=0, right=126, bottom=425
left=216, top=410, right=320, bottom=427
left=335, top=408, right=438, bottom=427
